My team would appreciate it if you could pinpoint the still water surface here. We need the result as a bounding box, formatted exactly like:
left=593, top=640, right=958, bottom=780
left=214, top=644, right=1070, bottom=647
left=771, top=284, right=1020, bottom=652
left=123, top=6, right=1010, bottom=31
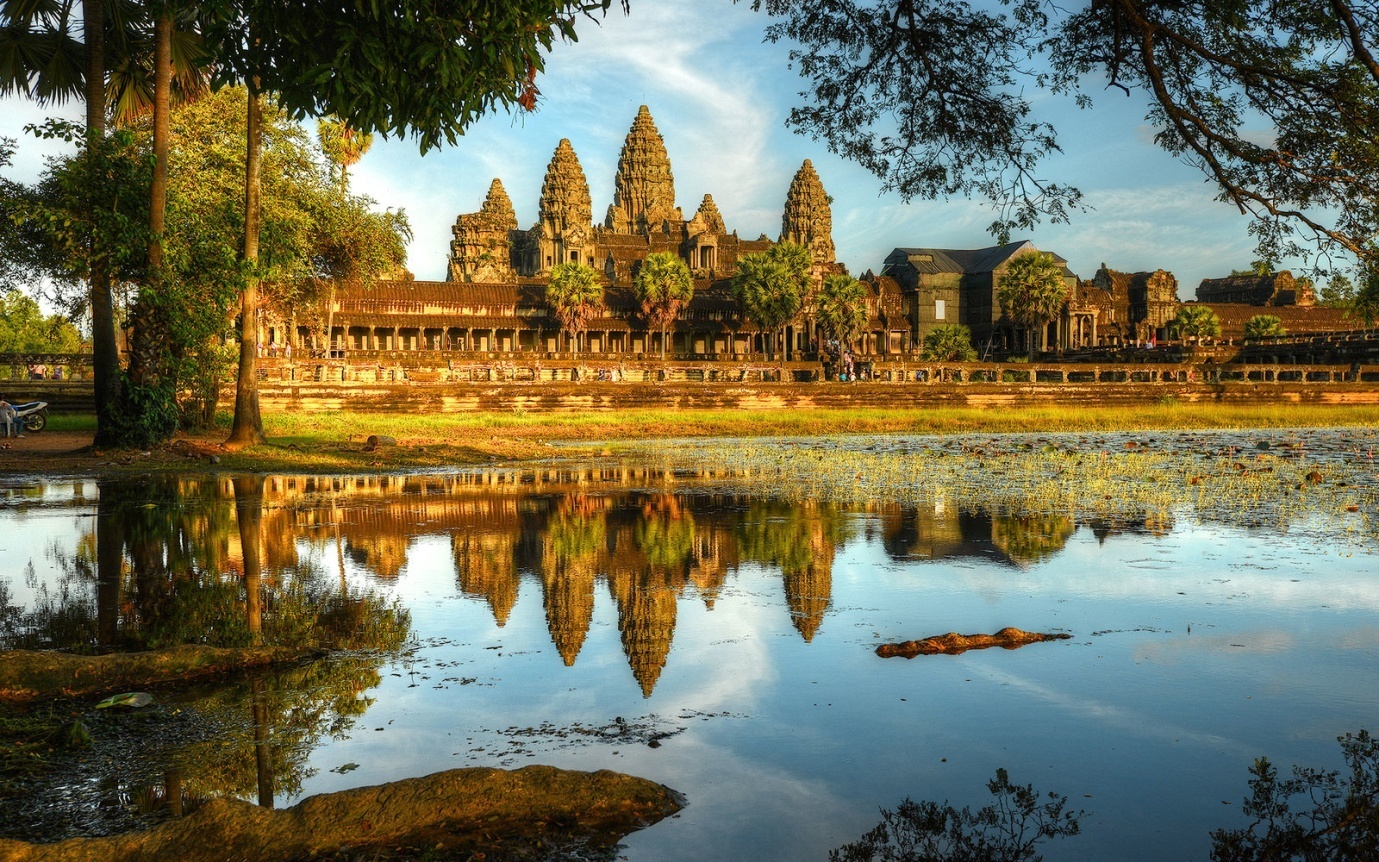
left=2, top=429, right=1376, bottom=860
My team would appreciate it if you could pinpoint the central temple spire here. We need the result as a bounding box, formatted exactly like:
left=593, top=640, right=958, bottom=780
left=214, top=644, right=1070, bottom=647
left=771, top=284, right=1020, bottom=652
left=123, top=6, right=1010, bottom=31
left=605, top=105, right=682, bottom=234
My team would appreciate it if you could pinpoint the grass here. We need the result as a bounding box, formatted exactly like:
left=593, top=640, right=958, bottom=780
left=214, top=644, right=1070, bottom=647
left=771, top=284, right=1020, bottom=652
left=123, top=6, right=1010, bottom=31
left=25, top=402, right=1379, bottom=476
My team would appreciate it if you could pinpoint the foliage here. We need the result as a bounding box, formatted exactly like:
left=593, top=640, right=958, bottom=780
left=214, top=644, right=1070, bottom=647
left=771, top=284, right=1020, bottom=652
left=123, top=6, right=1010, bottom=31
left=830, top=769, right=1082, bottom=862
left=106, top=374, right=180, bottom=449
left=1243, top=315, right=1286, bottom=340
left=1318, top=274, right=1357, bottom=309
left=21, top=119, right=151, bottom=292
left=632, top=251, right=693, bottom=359
left=1352, top=270, right=1379, bottom=327
left=732, top=242, right=813, bottom=358
left=1232, top=261, right=1277, bottom=278
left=997, top=251, right=1068, bottom=359
left=546, top=261, right=605, bottom=352
left=1209, top=729, right=1379, bottom=862
left=816, top=273, right=869, bottom=350
left=205, top=1, right=628, bottom=153
left=746, top=1, right=1379, bottom=270
left=316, top=115, right=373, bottom=191
left=0, top=137, right=46, bottom=293
left=1172, top=305, right=1223, bottom=341
left=921, top=323, right=978, bottom=362
left=0, top=291, right=84, bottom=353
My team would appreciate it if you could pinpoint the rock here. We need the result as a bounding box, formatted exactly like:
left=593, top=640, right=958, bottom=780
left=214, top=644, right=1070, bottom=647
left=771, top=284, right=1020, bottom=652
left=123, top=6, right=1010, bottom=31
left=876, top=627, right=1071, bottom=659
left=0, top=765, right=683, bottom=862
left=363, top=435, right=397, bottom=452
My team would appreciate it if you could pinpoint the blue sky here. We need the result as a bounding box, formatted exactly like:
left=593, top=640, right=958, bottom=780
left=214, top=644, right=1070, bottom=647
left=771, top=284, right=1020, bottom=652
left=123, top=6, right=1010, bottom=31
left=1, top=1, right=1289, bottom=298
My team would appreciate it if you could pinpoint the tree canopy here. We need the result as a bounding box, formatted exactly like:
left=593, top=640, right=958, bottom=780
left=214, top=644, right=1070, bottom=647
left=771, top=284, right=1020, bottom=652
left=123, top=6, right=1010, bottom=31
left=0, top=291, right=84, bottom=353
left=1171, top=304, right=1222, bottom=341
left=1243, top=315, right=1285, bottom=340
left=731, top=243, right=813, bottom=359
left=632, top=251, right=693, bottom=359
left=815, top=273, right=868, bottom=350
left=997, top=251, right=1068, bottom=359
left=747, top=1, right=1379, bottom=272
left=546, top=261, right=604, bottom=353
left=920, top=323, right=977, bottom=362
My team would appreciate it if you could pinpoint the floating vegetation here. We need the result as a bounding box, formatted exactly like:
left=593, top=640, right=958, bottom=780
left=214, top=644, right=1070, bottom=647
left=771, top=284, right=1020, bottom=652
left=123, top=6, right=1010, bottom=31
left=632, top=428, right=1378, bottom=550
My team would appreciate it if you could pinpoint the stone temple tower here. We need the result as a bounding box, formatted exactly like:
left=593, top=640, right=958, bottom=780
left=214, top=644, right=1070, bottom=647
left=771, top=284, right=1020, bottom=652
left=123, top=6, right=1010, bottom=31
left=605, top=105, right=683, bottom=234
left=781, top=159, right=836, bottom=265
left=531, top=138, right=595, bottom=274
left=448, top=178, right=518, bottom=282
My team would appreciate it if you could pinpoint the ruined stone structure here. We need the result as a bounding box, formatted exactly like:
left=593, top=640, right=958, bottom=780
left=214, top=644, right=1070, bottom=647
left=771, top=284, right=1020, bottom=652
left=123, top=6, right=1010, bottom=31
left=447, top=105, right=805, bottom=285
left=881, top=241, right=1078, bottom=355
left=1197, top=271, right=1314, bottom=306
left=447, top=179, right=519, bottom=283
left=1085, top=265, right=1181, bottom=345
left=781, top=159, right=836, bottom=269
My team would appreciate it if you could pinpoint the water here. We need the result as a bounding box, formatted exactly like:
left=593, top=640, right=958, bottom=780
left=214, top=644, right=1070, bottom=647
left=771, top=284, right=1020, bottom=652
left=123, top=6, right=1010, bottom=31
left=2, top=430, right=1376, bottom=860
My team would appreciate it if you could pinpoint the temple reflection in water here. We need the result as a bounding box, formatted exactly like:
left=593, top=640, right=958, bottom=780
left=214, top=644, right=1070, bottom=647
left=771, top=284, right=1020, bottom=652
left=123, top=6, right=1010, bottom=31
left=8, top=467, right=1169, bottom=697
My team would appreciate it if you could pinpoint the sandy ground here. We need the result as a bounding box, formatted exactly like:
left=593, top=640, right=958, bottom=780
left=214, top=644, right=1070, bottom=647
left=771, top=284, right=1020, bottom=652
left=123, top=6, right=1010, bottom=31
left=0, top=431, right=172, bottom=478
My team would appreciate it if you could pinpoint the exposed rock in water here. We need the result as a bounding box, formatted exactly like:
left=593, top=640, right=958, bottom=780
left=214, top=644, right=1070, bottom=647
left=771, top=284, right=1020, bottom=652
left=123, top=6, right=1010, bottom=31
left=876, top=627, right=1071, bottom=659
left=0, top=645, right=326, bottom=703
left=0, top=765, right=683, bottom=862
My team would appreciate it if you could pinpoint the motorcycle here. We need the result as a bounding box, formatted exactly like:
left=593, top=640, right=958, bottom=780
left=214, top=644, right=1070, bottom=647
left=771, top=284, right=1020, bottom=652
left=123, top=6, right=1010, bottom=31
left=5, top=400, right=48, bottom=434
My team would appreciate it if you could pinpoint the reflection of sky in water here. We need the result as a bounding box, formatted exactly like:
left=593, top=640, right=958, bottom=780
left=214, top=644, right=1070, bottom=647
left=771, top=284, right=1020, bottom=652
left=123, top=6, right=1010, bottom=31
left=0, top=454, right=1376, bottom=861
left=315, top=516, right=1376, bottom=862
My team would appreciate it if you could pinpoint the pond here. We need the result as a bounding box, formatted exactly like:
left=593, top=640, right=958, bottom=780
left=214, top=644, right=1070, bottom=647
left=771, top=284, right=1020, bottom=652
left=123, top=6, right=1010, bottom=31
left=2, top=427, right=1377, bottom=860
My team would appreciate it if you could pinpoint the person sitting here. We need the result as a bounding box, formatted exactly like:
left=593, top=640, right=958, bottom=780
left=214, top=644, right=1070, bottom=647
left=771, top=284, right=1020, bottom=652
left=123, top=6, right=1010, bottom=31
left=0, top=398, right=20, bottom=438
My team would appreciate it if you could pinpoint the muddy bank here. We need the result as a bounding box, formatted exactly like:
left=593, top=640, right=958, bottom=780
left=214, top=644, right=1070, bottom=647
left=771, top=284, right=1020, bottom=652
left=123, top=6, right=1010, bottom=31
left=0, top=645, right=326, bottom=703
left=0, top=765, right=683, bottom=862
left=876, top=627, right=1071, bottom=658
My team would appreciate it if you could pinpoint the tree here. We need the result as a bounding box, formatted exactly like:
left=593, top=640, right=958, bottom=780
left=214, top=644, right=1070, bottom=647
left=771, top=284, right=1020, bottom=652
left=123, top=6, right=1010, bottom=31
left=1352, top=270, right=1379, bottom=328
left=201, top=0, right=628, bottom=447
left=1171, top=304, right=1222, bottom=343
left=1209, top=729, right=1379, bottom=862
left=317, top=116, right=373, bottom=193
left=0, top=137, right=45, bottom=292
left=921, top=323, right=977, bottom=362
left=830, top=769, right=1083, bottom=862
left=746, top=1, right=1379, bottom=271
left=1, top=0, right=122, bottom=445
left=1232, top=260, right=1277, bottom=278
left=0, top=291, right=84, bottom=353
left=1319, top=274, right=1357, bottom=309
left=546, top=261, right=604, bottom=354
left=632, top=251, right=693, bottom=359
left=732, top=250, right=805, bottom=360
left=997, top=251, right=1068, bottom=360
left=1243, top=315, right=1286, bottom=340
left=815, top=273, right=868, bottom=351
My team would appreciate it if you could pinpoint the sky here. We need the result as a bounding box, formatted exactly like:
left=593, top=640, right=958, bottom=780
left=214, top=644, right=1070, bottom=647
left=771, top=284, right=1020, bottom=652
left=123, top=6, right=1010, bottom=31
left=0, top=1, right=1301, bottom=300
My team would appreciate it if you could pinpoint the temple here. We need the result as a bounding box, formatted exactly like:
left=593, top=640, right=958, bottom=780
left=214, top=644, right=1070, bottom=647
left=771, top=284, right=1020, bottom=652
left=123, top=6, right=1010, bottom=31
left=258, top=106, right=1366, bottom=362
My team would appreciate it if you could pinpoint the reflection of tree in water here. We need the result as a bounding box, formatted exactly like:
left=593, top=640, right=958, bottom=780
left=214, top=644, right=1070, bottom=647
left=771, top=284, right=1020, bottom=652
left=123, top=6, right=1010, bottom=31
left=736, top=500, right=850, bottom=641
left=6, top=477, right=409, bottom=653
left=990, top=514, right=1076, bottom=568
left=541, top=496, right=607, bottom=666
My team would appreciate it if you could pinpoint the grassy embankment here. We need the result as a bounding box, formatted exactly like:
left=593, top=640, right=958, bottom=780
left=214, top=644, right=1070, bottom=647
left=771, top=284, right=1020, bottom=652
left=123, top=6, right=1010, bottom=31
left=41, top=402, right=1379, bottom=473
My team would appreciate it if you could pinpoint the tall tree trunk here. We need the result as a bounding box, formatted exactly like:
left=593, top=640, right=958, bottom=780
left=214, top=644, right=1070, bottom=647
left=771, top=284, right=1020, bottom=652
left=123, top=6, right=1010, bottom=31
left=129, top=12, right=173, bottom=391
left=86, top=0, right=122, bottom=448
left=228, top=85, right=266, bottom=446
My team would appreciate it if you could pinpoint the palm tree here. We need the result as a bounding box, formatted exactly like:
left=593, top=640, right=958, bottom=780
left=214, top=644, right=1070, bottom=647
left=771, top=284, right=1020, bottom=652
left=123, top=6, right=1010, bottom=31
left=1, top=0, right=124, bottom=444
left=1243, top=315, right=1285, bottom=340
left=546, top=261, right=604, bottom=354
left=921, top=323, right=978, bottom=361
left=1170, top=305, right=1221, bottom=343
left=632, top=251, right=692, bottom=359
left=731, top=252, right=802, bottom=360
left=997, top=251, right=1068, bottom=359
left=815, top=273, right=868, bottom=353
left=317, top=116, right=373, bottom=193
